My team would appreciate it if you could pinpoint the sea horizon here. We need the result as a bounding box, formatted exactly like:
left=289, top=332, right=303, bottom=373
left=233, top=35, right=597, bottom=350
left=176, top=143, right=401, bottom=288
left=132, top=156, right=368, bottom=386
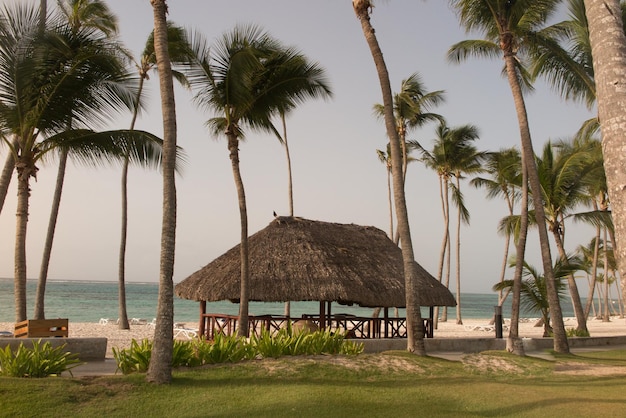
left=0, top=277, right=579, bottom=324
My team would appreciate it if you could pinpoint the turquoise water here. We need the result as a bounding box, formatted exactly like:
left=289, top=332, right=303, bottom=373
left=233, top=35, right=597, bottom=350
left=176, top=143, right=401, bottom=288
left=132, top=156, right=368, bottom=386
left=0, top=278, right=576, bottom=323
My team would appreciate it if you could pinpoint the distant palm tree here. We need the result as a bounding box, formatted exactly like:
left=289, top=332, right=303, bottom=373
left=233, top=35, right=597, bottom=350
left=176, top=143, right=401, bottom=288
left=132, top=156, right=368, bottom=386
left=353, top=0, right=426, bottom=354
left=147, top=0, right=178, bottom=385
left=470, top=148, right=522, bottom=308
left=373, top=72, right=445, bottom=184
left=376, top=145, right=393, bottom=239
left=272, top=52, right=332, bottom=217
left=412, top=122, right=483, bottom=325
left=494, top=256, right=578, bottom=337
left=449, top=0, right=570, bottom=353
left=116, top=23, right=191, bottom=330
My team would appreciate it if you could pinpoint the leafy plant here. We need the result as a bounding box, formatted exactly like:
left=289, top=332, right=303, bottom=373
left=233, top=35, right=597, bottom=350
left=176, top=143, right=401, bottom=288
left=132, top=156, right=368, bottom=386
left=113, top=339, right=152, bottom=374
left=173, top=340, right=200, bottom=368
left=566, top=328, right=590, bottom=338
left=0, top=340, right=81, bottom=378
left=195, top=334, right=255, bottom=364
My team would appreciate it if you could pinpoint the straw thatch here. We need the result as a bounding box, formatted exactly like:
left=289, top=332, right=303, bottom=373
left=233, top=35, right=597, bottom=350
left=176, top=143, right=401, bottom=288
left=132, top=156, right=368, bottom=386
left=175, top=216, right=456, bottom=308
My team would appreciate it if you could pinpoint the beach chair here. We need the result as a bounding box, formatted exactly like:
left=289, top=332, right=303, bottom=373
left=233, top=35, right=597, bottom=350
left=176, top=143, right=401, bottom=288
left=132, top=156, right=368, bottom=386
left=174, top=324, right=198, bottom=339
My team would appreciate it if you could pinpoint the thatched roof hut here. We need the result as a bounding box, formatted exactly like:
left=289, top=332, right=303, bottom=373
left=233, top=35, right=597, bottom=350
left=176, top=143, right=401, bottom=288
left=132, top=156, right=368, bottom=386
left=175, top=216, right=455, bottom=308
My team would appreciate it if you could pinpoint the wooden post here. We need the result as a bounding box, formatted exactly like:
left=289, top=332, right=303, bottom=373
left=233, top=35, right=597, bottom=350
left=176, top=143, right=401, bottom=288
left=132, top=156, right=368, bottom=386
left=319, top=301, right=326, bottom=331
left=199, top=301, right=206, bottom=339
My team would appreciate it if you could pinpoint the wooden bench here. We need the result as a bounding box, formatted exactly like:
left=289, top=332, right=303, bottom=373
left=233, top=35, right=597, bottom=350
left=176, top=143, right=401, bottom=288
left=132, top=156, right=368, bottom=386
left=14, top=319, right=69, bottom=338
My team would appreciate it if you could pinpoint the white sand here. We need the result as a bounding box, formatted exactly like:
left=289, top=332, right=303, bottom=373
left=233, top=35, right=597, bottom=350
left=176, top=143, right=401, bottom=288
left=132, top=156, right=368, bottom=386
left=1, top=317, right=625, bottom=357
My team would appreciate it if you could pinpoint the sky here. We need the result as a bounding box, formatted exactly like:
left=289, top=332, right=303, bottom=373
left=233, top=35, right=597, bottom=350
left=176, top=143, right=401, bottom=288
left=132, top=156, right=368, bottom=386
left=0, top=1, right=597, bottom=294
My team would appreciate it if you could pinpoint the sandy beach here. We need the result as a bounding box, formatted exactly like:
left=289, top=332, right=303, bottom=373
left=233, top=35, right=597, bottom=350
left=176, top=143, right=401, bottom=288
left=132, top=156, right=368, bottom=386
left=1, top=317, right=625, bottom=358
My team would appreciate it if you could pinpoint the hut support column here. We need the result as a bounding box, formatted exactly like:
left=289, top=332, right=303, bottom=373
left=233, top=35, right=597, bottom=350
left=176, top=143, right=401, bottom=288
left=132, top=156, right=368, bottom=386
left=319, top=301, right=326, bottom=331
left=384, top=307, right=389, bottom=338
left=199, top=301, right=206, bottom=339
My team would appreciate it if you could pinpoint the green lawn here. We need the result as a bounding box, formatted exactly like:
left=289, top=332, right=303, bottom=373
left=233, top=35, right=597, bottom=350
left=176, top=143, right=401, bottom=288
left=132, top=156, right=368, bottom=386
left=1, top=350, right=625, bottom=417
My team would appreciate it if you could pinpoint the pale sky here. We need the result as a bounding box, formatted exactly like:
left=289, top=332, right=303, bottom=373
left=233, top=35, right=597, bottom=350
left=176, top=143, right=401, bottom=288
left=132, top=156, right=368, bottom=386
left=0, top=1, right=596, bottom=294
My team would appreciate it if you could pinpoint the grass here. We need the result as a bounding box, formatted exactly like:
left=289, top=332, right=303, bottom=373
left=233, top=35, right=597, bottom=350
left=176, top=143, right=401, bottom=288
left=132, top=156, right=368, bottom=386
left=1, top=350, right=626, bottom=417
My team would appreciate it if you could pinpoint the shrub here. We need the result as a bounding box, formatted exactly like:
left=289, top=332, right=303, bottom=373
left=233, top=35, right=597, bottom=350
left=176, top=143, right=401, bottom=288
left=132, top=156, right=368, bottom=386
left=113, top=339, right=152, bottom=374
left=173, top=340, right=200, bottom=368
left=566, top=328, right=590, bottom=337
left=0, top=340, right=81, bottom=378
left=195, top=334, right=255, bottom=364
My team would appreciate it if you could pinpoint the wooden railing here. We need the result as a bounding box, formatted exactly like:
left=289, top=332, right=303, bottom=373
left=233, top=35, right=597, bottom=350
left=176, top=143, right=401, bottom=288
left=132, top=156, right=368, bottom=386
left=198, top=313, right=433, bottom=340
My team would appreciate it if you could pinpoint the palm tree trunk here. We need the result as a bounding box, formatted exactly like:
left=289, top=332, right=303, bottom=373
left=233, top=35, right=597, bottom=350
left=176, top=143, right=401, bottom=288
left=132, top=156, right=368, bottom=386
left=281, top=113, right=292, bottom=317
left=507, top=160, right=529, bottom=355
left=353, top=0, right=425, bottom=355
left=117, top=75, right=146, bottom=331
left=227, top=133, right=250, bottom=338
left=441, top=178, right=452, bottom=322
left=386, top=166, right=393, bottom=239
left=584, top=224, right=601, bottom=319
left=147, top=0, right=177, bottom=385
left=281, top=113, right=294, bottom=217
left=551, top=229, right=588, bottom=332
left=0, top=148, right=15, bottom=215
left=118, top=156, right=131, bottom=330
left=583, top=0, right=626, bottom=320
left=14, top=165, right=31, bottom=322
left=34, top=148, right=68, bottom=319
left=455, top=178, right=462, bottom=325
left=603, top=228, right=610, bottom=321
left=503, top=52, right=569, bottom=354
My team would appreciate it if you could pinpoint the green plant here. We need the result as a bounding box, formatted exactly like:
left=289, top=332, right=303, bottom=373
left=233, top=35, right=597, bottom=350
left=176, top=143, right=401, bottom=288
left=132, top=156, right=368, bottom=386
left=251, top=329, right=288, bottom=359
left=340, top=339, right=364, bottom=355
left=173, top=340, right=200, bottom=368
left=195, top=334, right=255, bottom=364
left=0, top=340, right=81, bottom=378
left=112, top=339, right=152, bottom=374
left=566, top=328, right=590, bottom=337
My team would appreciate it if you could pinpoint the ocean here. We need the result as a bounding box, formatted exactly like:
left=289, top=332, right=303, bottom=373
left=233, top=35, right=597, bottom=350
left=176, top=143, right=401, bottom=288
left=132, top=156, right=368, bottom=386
left=0, top=278, right=577, bottom=323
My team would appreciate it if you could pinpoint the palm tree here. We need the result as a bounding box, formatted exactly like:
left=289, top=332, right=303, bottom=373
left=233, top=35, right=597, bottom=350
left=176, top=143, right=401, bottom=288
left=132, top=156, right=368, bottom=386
left=146, top=0, right=177, bottom=385
left=534, top=139, right=601, bottom=332
left=448, top=0, right=570, bottom=353
left=0, top=3, right=162, bottom=322
left=373, top=72, right=445, bottom=184
left=353, top=0, right=426, bottom=354
left=412, top=122, right=482, bottom=325
left=187, top=25, right=324, bottom=337
left=116, top=23, right=191, bottom=330
left=376, top=145, right=394, bottom=239
left=470, top=148, right=522, bottom=308
left=273, top=53, right=332, bottom=217
left=265, top=49, right=332, bottom=318
left=494, top=256, right=578, bottom=337
left=35, top=0, right=121, bottom=321
left=583, top=0, right=626, bottom=315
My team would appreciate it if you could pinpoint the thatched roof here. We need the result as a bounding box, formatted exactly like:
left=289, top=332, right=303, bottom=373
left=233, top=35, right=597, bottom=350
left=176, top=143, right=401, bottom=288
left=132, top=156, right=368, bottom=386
left=175, top=217, right=456, bottom=308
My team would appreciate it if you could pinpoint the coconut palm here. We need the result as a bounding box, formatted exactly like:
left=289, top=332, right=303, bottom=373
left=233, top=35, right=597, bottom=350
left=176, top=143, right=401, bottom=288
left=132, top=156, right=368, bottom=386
left=377, top=145, right=394, bottom=239
left=583, top=0, right=626, bottom=313
left=353, top=0, right=426, bottom=354
left=115, top=23, right=191, bottom=330
left=186, top=25, right=325, bottom=337
left=146, top=0, right=178, bottom=385
left=0, top=3, right=163, bottom=322
left=412, top=122, right=483, bottom=325
left=531, top=0, right=626, bottom=140
left=448, top=0, right=570, bottom=353
left=373, top=72, right=445, bottom=184
left=272, top=53, right=332, bottom=217
left=494, top=256, right=579, bottom=337
left=35, top=0, right=121, bottom=321
left=470, top=148, right=522, bottom=308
